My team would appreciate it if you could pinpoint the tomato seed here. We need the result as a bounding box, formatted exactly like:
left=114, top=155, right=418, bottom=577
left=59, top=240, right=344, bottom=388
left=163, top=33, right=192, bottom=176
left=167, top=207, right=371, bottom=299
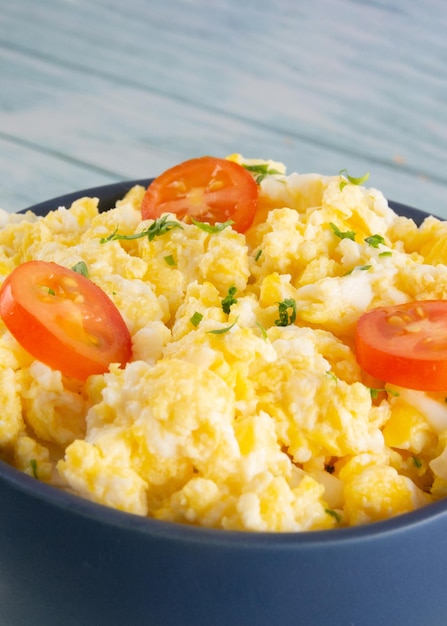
left=415, top=306, right=426, bottom=318
left=387, top=314, right=405, bottom=325
left=60, top=276, right=80, bottom=292
left=404, top=323, right=422, bottom=333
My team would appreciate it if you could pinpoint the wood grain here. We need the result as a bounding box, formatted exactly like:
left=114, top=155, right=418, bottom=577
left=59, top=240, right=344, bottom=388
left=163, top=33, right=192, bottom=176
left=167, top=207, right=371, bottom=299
left=1, top=0, right=447, bottom=216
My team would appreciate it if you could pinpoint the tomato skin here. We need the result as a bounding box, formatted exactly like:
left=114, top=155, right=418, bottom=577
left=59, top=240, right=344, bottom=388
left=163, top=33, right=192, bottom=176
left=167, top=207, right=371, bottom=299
left=141, top=156, right=258, bottom=233
left=355, top=300, right=447, bottom=392
left=0, top=261, right=132, bottom=381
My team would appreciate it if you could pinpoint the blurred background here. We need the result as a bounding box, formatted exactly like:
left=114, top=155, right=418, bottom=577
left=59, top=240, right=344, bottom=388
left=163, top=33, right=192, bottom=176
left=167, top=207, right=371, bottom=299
left=1, top=0, right=447, bottom=216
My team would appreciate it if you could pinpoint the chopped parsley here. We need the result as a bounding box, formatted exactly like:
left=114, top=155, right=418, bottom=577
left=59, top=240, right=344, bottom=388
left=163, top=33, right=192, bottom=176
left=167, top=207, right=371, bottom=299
left=370, top=387, right=400, bottom=399
left=190, top=312, right=203, bottom=327
left=329, top=222, right=356, bottom=241
left=388, top=388, right=400, bottom=397
left=365, top=234, right=385, bottom=248
left=379, top=251, right=392, bottom=257
left=339, top=169, right=370, bottom=190
left=412, top=456, right=422, bottom=469
left=221, top=286, right=238, bottom=314
left=369, top=387, right=382, bottom=399
left=100, top=215, right=183, bottom=243
left=345, top=264, right=372, bottom=275
left=274, top=299, right=297, bottom=327
left=326, top=371, right=338, bottom=383
left=191, top=218, right=234, bottom=233
left=254, top=249, right=263, bottom=262
left=207, top=318, right=239, bottom=335
left=325, top=508, right=342, bottom=523
left=241, top=162, right=283, bottom=183
left=30, top=459, right=38, bottom=479
left=71, top=261, right=89, bottom=277
left=164, top=254, right=176, bottom=266
left=256, top=321, right=268, bottom=340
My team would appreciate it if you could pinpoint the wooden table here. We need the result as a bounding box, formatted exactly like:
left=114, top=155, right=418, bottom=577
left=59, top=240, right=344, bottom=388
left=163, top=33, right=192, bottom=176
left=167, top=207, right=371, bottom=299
left=2, top=0, right=447, bottom=217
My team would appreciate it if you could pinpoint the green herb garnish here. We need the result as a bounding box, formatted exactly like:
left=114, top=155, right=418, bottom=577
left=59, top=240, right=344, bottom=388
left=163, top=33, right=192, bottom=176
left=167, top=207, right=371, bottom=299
left=388, top=388, right=400, bottom=397
left=221, top=286, right=238, bottom=314
left=412, top=456, right=422, bottom=469
left=164, top=254, right=176, bottom=266
left=344, top=264, right=372, bottom=276
left=71, top=261, right=89, bottom=277
left=191, top=218, right=234, bottom=233
left=274, top=299, right=297, bottom=327
left=241, top=163, right=283, bottom=183
left=207, top=318, right=239, bottom=335
left=256, top=321, right=268, bottom=340
left=100, top=215, right=183, bottom=243
left=30, top=459, right=38, bottom=479
left=325, top=508, right=342, bottom=523
left=379, top=251, right=392, bottom=257
left=329, top=222, right=356, bottom=241
left=339, top=169, right=370, bottom=190
left=370, top=387, right=400, bottom=399
left=365, top=234, right=385, bottom=248
left=190, top=312, right=203, bottom=327
left=254, top=249, right=263, bottom=262
left=326, top=371, right=338, bottom=383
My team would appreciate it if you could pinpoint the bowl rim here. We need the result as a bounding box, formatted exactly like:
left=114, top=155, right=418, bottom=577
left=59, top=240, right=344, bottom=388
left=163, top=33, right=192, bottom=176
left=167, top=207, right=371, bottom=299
left=20, top=179, right=153, bottom=216
left=3, top=454, right=447, bottom=547
left=2, top=178, right=445, bottom=547
left=21, top=178, right=435, bottom=227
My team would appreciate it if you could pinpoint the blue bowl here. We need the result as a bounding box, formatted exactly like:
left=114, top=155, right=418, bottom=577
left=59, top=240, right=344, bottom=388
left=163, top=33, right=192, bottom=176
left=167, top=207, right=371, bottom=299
left=1, top=182, right=446, bottom=626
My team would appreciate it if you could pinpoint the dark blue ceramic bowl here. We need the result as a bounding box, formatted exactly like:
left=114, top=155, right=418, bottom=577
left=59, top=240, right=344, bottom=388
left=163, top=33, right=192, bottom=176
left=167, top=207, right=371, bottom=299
left=1, top=182, right=446, bottom=626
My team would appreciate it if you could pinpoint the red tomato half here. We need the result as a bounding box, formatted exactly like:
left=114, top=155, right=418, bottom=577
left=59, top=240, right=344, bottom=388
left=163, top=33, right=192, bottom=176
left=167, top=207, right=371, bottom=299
left=141, top=156, right=258, bottom=233
left=0, top=261, right=132, bottom=381
left=355, top=300, right=447, bottom=391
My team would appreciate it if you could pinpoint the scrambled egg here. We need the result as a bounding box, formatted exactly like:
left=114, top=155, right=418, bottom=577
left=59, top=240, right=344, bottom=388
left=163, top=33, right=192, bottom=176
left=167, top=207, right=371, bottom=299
left=2, top=156, right=447, bottom=532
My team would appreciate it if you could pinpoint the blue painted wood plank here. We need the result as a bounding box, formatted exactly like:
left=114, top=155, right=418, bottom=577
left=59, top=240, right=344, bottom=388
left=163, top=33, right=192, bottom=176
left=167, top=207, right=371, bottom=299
left=0, top=0, right=447, bottom=216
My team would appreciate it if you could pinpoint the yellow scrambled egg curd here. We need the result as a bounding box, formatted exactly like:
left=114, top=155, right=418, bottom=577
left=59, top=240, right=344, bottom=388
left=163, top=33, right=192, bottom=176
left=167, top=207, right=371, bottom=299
left=2, top=155, right=447, bottom=532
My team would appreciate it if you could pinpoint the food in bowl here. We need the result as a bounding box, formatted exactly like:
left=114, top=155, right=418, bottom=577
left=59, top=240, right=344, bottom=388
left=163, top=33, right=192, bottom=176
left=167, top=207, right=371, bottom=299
left=1, top=154, right=447, bottom=533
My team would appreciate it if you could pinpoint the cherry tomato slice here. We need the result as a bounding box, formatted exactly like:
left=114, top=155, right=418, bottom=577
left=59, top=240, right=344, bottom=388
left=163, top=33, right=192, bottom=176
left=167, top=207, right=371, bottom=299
left=355, top=300, right=447, bottom=391
left=141, top=156, right=258, bottom=233
left=0, top=261, right=132, bottom=381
